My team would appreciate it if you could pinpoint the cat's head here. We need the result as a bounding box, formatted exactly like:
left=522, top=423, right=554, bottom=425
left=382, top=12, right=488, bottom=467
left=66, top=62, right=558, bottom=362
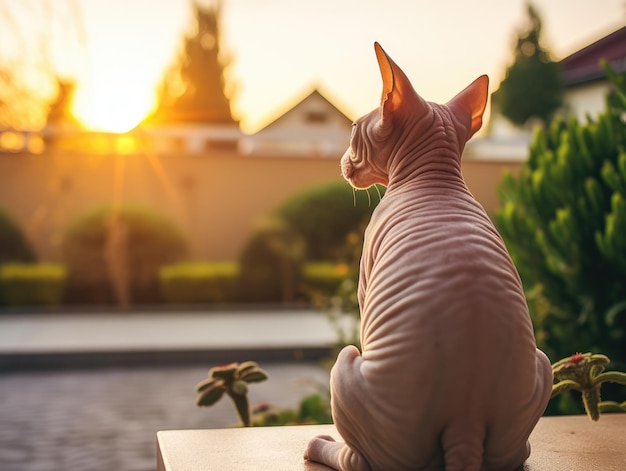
left=340, top=42, right=489, bottom=189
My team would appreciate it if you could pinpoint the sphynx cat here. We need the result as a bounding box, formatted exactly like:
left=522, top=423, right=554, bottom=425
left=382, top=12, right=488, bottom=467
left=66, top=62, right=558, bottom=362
left=304, top=43, right=552, bottom=471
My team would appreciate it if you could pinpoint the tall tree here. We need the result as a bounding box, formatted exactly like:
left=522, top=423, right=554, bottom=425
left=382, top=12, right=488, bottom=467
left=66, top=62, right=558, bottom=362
left=45, top=79, right=78, bottom=127
left=148, top=0, right=236, bottom=125
left=0, top=0, right=83, bottom=131
left=494, top=3, right=563, bottom=127
left=43, top=79, right=80, bottom=149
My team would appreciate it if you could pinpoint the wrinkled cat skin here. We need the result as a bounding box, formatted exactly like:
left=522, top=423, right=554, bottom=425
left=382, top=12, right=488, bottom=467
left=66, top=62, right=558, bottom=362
left=304, top=43, right=552, bottom=471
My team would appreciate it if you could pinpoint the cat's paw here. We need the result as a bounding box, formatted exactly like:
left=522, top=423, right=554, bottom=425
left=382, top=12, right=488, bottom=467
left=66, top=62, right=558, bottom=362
left=305, top=435, right=372, bottom=471
left=304, top=434, right=339, bottom=463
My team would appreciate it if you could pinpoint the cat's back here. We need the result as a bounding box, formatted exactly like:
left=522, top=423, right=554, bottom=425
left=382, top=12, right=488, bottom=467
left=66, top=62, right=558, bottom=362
left=364, top=182, right=506, bottom=268
left=359, top=181, right=530, bottom=340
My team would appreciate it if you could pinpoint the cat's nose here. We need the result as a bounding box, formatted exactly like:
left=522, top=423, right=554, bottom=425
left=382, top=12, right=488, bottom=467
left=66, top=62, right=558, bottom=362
left=342, top=147, right=355, bottom=162
left=341, top=152, right=354, bottom=179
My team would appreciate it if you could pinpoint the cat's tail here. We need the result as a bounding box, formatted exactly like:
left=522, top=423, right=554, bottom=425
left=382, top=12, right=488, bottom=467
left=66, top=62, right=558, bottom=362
left=441, top=421, right=486, bottom=471
left=481, top=348, right=553, bottom=471
left=441, top=350, right=552, bottom=471
left=305, top=345, right=373, bottom=471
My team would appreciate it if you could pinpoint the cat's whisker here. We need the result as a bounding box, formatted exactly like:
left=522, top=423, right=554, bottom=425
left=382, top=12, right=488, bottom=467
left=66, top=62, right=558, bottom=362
left=373, top=184, right=383, bottom=202
left=365, top=187, right=372, bottom=207
left=352, top=187, right=357, bottom=207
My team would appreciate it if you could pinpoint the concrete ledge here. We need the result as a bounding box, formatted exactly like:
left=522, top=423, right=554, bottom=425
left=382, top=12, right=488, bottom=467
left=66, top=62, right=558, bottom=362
left=0, top=346, right=333, bottom=371
left=0, top=309, right=338, bottom=370
left=157, top=414, right=626, bottom=470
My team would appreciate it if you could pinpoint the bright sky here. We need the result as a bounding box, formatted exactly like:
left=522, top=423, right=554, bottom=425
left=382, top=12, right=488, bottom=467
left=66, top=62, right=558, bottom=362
left=69, top=0, right=625, bottom=133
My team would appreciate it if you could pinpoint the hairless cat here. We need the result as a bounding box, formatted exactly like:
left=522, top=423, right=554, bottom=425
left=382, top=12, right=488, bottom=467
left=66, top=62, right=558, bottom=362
left=304, top=43, right=552, bottom=471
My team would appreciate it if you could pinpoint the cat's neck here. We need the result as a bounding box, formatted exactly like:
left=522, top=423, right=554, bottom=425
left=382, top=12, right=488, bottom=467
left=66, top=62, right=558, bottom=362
left=385, top=107, right=466, bottom=192
left=386, top=144, right=465, bottom=192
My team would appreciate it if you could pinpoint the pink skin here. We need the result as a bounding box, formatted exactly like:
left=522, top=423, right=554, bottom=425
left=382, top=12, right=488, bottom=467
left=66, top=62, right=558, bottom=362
left=305, top=43, right=552, bottom=471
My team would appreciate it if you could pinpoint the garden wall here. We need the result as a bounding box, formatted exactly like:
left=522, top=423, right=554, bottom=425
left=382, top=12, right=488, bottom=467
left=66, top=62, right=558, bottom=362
left=0, top=148, right=520, bottom=262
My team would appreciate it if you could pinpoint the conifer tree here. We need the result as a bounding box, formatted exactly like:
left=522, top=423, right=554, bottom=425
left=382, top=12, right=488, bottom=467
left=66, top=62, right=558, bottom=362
left=494, top=3, right=562, bottom=126
left=43, top=79, right=80, bottom=149
left=149, top=1, right=236, bottom=125
left=45, top=80, right=78, bottom=127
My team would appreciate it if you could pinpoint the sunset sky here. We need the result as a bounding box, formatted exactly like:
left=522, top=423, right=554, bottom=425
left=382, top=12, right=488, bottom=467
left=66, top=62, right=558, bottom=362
left=65, top=0, right=626, bottom=133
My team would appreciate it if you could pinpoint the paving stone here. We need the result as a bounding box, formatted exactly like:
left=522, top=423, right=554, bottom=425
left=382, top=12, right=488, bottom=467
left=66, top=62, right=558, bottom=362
left=0, top=363, right=329, bottom=471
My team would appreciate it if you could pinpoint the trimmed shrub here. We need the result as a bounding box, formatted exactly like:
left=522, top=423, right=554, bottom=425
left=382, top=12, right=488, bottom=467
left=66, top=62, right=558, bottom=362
left=238, top=218, right=305, bottom=303
left=0, top=263, right=67, bottom=307
left=0, top=208, right=35, bottom=264
left=61, top=204, right=189, bottom=305
left=160, top=262, right=238, bottom=304
left=274, top=180, right=384, bottom=260
left=302, top=262, right=354, bottom=296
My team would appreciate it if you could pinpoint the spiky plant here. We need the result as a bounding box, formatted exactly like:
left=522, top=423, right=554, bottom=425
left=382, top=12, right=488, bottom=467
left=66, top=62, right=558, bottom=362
left=196, top=361, right=269, bottom=426
left=497, top=62, right=626, bottom=364
left=551, top=352, right=626, bottom=421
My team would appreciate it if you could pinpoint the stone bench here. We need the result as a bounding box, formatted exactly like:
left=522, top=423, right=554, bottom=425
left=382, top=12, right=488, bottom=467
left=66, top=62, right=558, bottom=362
left=157, top=414, right=626, bottom=470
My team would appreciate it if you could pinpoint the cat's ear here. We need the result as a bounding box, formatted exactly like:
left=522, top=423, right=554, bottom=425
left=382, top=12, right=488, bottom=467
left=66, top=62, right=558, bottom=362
left=374, top=42, right=428, bottom=132
left=446, top=75, right=489, bottom=139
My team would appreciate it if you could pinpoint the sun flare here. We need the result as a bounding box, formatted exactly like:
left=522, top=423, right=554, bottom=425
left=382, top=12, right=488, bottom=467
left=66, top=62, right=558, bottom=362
left=73, top=77, right=156, bottom=133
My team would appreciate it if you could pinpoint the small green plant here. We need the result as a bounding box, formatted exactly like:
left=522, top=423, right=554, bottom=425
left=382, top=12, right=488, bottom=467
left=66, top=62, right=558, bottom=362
left=252, top=392, right=332, bottom=426
left=551, top=352, right=626, bottom=421
left=195, top=361, right=333, bottom=427
left=196, top=361, right=269, bottom=427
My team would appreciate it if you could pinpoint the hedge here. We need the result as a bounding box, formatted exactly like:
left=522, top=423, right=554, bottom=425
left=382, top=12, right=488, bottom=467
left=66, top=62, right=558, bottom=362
left=160, top=262, right=239, bottom=304
left=302, top=262, right=354, bottom=295
left=0, top=263, right=67, bottom=307
left=159, top=261, right=352, bottom=305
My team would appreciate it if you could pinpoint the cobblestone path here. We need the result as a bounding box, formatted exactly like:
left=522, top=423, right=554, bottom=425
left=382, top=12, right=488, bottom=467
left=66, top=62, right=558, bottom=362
left=0, top=363, right=330, bottom=471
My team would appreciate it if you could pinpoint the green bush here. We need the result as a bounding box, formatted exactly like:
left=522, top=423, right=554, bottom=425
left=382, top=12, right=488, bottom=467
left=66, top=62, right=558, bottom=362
left=160, top=262, right=238, bottom=304
left=496, top=62, right=626, bottom=365
left=0, top=263, right=67, bottom=307
left=274, top=180, right=384, bottom=260
left=0, top=208, right=35, bottom=264
left=238, top=218, right=305, bottom=303
left=61, top=204, right=189, bottom=305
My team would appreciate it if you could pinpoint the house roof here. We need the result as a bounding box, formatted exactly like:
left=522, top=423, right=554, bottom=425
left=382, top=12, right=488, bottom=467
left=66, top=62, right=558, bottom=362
left=255, top=89, right=353, bottom=133
left=240, top=88, right=353, bottom=157
left=560, top=25, right=626, bottom=86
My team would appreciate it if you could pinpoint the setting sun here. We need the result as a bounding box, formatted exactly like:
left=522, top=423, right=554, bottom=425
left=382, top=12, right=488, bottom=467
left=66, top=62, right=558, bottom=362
left=66, top=0, right=189, bottom=134
left=73, top=77, right=156, bottom=133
